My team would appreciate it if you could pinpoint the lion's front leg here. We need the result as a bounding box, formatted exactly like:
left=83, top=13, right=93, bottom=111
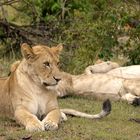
left=15, top=106, right=44, bottom=131
left=42, top=108, right=61, bottom=131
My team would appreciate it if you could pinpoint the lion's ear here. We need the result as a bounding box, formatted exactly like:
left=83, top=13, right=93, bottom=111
left=51, top=43, right=63, bottom=55
left=21, top=43, right=35, bottom=62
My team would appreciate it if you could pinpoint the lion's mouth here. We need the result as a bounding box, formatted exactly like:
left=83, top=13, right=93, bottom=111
left=43, top=82, right=57, bottom=87
left=42, top=77, right=61, bottom=88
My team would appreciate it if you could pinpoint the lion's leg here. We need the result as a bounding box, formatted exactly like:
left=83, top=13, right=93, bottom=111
left=15, top=106, right=44, bottom=131
left=42, top=108, right=61, bottom=131
left=121, top=93, right=139, bottom=104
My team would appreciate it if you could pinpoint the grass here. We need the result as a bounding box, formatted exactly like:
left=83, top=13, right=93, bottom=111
left=0, top=96, right=139, bottom=140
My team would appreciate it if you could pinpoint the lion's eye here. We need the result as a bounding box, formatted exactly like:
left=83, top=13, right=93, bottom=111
left=43, top=61, right=50, bottom=67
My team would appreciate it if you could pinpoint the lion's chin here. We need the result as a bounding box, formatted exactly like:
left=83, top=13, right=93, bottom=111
left=42, top=81, right=59, bottom=91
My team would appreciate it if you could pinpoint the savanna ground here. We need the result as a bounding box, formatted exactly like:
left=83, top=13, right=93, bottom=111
left=0, top=0, right=140, bottom=140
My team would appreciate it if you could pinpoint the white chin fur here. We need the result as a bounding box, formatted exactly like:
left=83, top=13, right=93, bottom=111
left=46, top=85, right=57, bottom=90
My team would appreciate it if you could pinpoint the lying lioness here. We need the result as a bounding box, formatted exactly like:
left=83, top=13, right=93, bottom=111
left=0, top=43, right=111, bottom=131
left=56, top=61, right=140, bottom=105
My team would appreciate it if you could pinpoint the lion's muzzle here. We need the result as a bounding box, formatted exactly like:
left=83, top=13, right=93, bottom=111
left=43, top=76, right=61, bottom=87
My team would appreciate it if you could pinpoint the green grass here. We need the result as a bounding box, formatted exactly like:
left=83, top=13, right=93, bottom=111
left=0, top=96, right=139, bottom=140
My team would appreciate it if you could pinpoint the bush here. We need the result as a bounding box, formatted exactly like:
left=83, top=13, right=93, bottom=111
left=0, top=0, right=140, bottom=74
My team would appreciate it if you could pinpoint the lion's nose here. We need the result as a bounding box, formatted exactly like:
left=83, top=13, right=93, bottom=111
left=53, top=76, right=61, bottom=83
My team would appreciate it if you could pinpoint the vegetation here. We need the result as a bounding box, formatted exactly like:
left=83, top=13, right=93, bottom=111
left=0, top=0, right=140, bottom=139
left=0, top=0, right=140, bottom=74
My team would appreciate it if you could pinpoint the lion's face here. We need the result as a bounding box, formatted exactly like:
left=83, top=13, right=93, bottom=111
left=21, top=43, right=63, bottom=89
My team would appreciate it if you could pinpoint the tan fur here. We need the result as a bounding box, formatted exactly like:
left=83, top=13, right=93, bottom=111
left=0, top=43, right=110, bottom=131
left=0, top=43, right=66, bottom=131
left=85, top=61, right=120, bottom=74
left=57, top=62, right=140, bottom=104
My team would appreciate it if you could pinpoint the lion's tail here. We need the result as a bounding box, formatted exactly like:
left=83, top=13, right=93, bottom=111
left=132, top=98, right=140, bottom=106
left=60, top=99, right=111, bottom=119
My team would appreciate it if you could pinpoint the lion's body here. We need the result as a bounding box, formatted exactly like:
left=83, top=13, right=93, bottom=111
left=0, top=44, right=111, bottom=131
left=57, top=62, right=140, bottom=105
left=85, top=61, right=120, bottom=74
left=71, top=74, right=124, bottom=101
left=0, top=44, right=63, bottom=131
left=107, top=65, right=140, bottom=79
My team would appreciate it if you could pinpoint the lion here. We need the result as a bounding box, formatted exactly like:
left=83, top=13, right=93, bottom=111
left=85, top=61, right=120, bottom=74
left=56, top=61, right=140, bottom=105
left=0, top=43, right=111, bottom=131
left=9, top=54, right=140, bottom=105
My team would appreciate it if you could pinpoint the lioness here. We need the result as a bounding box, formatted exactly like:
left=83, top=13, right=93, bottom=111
left=56, top=61, right=140, bottom=105
left=85, top=61, right=120, bottom=74
left=0, top=43, right=111, bottom=131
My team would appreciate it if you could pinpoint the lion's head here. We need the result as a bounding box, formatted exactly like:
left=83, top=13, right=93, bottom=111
left=20, top=43, right=64, bottom=89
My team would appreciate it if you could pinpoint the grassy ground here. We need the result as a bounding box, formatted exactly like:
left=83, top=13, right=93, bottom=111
left=0, top=96, right=139, bottom=140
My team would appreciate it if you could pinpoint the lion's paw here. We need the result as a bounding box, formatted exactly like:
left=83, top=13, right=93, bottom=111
left=43, top=120, right=58, bottom=131
left=26, top=120, right=44, bottom=132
